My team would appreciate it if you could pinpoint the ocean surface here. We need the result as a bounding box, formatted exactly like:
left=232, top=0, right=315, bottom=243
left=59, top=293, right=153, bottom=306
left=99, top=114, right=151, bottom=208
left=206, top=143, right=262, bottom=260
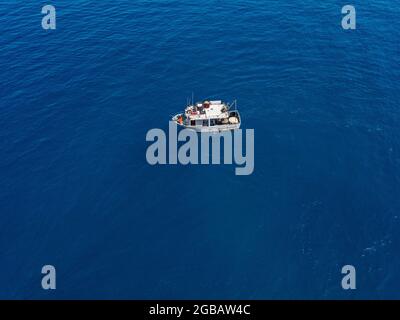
left=1, top=0, right=400, bottom=299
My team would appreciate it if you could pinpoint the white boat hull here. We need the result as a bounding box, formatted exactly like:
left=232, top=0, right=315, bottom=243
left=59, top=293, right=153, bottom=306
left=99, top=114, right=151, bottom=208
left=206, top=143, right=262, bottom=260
left=172, top=114, right=240, bottom=132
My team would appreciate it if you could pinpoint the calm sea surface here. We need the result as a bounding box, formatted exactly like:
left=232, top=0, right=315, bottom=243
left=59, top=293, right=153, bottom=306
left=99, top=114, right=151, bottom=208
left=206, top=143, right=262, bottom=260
left=1, top=1, right=400, bottom=298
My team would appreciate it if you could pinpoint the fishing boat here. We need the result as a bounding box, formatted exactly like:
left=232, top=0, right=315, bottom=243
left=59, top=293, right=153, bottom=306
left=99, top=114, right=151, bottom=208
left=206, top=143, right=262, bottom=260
left=172, top=99, right=241, bottom=132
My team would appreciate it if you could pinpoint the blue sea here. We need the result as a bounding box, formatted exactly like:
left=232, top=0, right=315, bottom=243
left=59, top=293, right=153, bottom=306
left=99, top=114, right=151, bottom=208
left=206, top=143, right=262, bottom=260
left=1, top=0, right=400, bottom=299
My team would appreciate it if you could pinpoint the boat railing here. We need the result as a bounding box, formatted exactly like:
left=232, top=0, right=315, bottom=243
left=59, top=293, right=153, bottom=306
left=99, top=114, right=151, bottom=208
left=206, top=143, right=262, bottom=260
left=228, top=99, right=237, bottom=111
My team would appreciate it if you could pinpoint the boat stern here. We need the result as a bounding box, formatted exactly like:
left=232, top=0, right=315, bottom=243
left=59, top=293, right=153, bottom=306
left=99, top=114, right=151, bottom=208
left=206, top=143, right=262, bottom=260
left=172, top=113, right=184, bottom=126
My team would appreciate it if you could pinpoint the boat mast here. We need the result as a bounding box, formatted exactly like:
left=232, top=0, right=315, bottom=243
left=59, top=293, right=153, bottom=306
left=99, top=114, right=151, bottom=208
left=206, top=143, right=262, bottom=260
left=231, top=99, right=237, bottom=110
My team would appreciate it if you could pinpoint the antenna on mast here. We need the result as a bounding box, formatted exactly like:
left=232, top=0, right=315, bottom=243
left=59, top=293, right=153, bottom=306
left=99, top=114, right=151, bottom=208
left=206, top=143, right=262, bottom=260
left=191, top=92, right=194, bottom=106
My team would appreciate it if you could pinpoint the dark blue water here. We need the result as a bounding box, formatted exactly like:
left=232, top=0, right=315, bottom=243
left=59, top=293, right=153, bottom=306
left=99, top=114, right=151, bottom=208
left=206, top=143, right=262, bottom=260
left=1, top=1, right=400, bottom=299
